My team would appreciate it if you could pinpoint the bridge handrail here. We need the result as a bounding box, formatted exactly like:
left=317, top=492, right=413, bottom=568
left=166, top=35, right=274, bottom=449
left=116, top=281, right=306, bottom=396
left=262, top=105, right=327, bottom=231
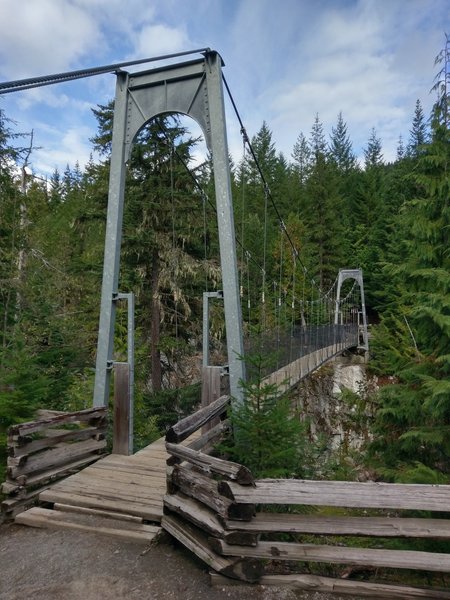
left=165, top=394, right=230, bottom=444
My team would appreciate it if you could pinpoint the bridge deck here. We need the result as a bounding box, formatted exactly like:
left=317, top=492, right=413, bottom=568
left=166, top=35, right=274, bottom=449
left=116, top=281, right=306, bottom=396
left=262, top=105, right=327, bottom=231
left=39, top=437, right=169, bottom=521
left=15, top=437, right=174, bottom=542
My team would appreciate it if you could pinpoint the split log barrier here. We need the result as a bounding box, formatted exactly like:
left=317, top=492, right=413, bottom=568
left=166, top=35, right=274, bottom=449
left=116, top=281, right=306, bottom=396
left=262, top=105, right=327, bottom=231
left=163, top=396, right=450, bottom=598
left=1, top=407, right=107, bottom=520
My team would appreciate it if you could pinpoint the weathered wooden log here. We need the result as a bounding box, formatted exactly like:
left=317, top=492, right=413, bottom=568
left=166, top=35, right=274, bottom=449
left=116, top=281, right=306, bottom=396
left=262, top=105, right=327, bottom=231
left=165, top=395, right=230, bottom=443
left=201, top=365, right=222, bottom=433
left=7, top=438, right=106, bottom=478
left=8, top=407, right=107, bottom=438
left=219, top=479, right=450, bottom=512
left=8, top=427, right=106, bottom=458
left=5, top=454, right=102, bottom=490
left=169, top=464, right=255, bottom=521
left=1, top=481, right=26, bottom=497
left=163, top=491, right=258, bottom=545
left=186, top=418, right=230, bottom=453
left=1, top=484, right=50, bottom=516
left=113, top=362, right=131, bottom=455
left=166, top=419, right=230, bottom=467
left=163, top=492, right=224, bottom=537
left=225, top=512, right=450, bottom=539
left=166, top=443, right=254, bottom=485
left=212, top=538, right=450, bottom=572
left=161, top=512, right=263, bottom=583
left=210, top=573, right=450, bottom=599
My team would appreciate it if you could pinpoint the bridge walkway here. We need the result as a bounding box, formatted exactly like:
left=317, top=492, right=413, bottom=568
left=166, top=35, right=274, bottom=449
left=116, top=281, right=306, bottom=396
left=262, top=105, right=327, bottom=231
left=15, top=437, right=178, bottom=543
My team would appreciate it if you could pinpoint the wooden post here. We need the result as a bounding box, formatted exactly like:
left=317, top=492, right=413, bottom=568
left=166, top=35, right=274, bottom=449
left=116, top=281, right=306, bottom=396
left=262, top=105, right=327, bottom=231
left=113, top=363, right=131, bottom=455
left=201, top=366, right=222, bottom=433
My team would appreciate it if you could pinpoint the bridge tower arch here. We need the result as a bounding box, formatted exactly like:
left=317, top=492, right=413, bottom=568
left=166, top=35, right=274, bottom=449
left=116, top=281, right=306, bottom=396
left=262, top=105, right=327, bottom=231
left=93, top=51, right=245, bottom=407
left=334, top=269, right=369, bottom=351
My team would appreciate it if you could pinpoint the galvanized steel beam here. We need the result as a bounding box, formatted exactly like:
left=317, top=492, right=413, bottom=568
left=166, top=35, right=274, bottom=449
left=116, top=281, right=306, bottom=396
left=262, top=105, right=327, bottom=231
left=93, top=51, right=245, bottom=408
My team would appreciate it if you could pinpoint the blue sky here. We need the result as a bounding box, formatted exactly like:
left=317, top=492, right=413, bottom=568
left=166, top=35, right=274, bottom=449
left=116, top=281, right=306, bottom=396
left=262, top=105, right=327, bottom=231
left=0, top=0, right=448, bottom=176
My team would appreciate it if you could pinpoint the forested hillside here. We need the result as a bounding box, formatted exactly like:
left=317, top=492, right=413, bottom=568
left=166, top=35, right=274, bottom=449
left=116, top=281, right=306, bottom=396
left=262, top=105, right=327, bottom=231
left=0, top=53, right=448, bottom=485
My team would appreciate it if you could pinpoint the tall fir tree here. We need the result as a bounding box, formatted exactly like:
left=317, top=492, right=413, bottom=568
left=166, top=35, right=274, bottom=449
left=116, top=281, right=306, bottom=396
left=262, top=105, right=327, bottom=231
left=369, top=91, right=450, bottom=482
left=363, top=127, right=383, bottom=169
left=406, top=99, right=428, bottom=157
left=329, top=111, right=356, bottom=172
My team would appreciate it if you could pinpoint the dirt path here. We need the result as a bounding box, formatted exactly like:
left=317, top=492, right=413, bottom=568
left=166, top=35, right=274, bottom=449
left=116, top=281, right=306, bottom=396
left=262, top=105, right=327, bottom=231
left=0, top=523, right=355, bottom=600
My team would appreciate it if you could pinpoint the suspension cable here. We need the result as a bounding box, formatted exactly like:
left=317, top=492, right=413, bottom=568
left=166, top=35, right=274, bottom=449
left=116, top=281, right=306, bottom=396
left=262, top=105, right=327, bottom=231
left=157, top=118, right=267, bottom=283
left=222, top=75, right=317, bottom=286
left=0, top=48, right=211, bottom=94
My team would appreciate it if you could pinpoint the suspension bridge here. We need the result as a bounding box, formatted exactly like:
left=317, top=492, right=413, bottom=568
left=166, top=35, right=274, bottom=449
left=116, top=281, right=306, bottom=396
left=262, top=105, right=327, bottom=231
left=0, top=48, right=368, bottom=411
left=8, top=50, right=433, bottom=600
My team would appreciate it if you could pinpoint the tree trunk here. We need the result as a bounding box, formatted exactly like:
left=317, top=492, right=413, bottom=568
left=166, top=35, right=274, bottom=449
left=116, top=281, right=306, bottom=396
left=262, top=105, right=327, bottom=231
left=150, top=246, right=162, bottom=391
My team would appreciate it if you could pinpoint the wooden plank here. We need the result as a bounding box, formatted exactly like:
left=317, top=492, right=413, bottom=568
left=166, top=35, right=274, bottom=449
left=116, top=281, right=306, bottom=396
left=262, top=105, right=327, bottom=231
left=53, top=503, right=144, bottom=523
left=170, top=464, right=254, bottom=521
left=162, top=513, right=263, bottom=583
left=212, top=539, right=450, bottom=572
left=44, top=478, right=166, bottom=501
left=164, top=491, right=258, bottom=545
left=47, top=474, right=166, bottom=495
left=65, top=462, right=167, bottom=482
left=9, top=407, right=107, bottom=437
left=210, top=573, right=450, bottom=599
left=164, top=492, right=224, bottom=537
left=8, top=439, right=106, bottom=478
left=165, top=395, right=230, bottom=443
left=166, top=443, right=254, bottom=485
left=220, top=479, right=450, bottom=512
left=71, top=465, right=166, bottom=487
left=225, top=513, right=450, bottom=539
left=5, top=454, right=102, bottom=490
left=2, top=482, right=53, bottom=517
left=113, top=362, right=131, bottom=455
left=94, top=456, right=167, bottom=472
left=16, top=507, right=161, bottom=543
left=8, top=427, right=106, bottom=457
left=38, top=489, right=163, bottom=521
left=201, top=366, right=222, bottom=433
left=182, top=418, right=230, bottom=457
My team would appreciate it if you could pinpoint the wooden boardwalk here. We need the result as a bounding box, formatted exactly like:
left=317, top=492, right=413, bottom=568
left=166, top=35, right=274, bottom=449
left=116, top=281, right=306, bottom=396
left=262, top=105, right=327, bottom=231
left=15, top=437, right=171, bottom=543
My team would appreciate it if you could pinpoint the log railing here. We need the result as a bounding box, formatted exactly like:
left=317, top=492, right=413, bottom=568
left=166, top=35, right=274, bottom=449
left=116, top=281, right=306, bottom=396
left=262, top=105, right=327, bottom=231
left=164, top=400, right=450, bottom=598
left=1, top=407, right=107, bottom=520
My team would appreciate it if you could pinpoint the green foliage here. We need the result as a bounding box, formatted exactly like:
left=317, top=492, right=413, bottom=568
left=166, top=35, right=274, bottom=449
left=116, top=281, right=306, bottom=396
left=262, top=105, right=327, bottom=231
left=220, top=354, right=309, bottom=479
left=138, top=382, right=201, bottom=442
left=367, top=94, right=450, bottom=482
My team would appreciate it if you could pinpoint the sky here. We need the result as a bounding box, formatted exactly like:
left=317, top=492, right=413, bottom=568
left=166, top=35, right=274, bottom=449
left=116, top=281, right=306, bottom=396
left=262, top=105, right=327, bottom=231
left=0, top=0, right=448, bottom=177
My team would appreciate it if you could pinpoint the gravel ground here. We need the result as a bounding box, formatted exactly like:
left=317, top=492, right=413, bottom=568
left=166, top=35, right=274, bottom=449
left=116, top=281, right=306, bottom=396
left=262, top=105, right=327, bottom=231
left=0, top=523, right=358, bottom=600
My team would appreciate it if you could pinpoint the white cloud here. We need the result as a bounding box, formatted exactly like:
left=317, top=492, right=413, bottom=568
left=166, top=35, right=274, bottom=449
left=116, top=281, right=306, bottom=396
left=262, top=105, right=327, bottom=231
left=244, top=0, right=449, bottom=162
left=16, top=87, right=93, bottom=112
left=133, top=23, right=191, bottom=58
left=32, top=126, right=94, bottom=175
left=1, top=0, right=447, bottom=174
left=0, top=0, right=104, bottom=78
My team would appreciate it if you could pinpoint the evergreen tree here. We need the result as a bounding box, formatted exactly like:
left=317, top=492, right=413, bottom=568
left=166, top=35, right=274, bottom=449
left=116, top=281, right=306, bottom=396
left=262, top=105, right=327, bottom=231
left=369, top=94, right=450, bottom=482
left=291, top=131, right=311, bottom=186
left=309, top=113, right=327, bottom=161
left=329, top=112, right=356, bottom=172
left=302, top=151, right=346, bottom=288
left=363, top=127, right=383, bottom=169
left=396, top=135, right=405, bottom=161
left=220, top=355, right=309, bottom=478
left=406, top=99, right=428, bottom=157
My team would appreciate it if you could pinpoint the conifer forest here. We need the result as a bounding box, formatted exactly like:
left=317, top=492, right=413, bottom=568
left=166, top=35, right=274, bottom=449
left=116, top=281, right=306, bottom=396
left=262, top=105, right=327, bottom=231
left=0, top=48, right=449, bottom=494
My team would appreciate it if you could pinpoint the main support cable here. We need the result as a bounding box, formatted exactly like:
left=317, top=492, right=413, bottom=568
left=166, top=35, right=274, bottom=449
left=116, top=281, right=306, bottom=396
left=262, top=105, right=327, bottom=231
left=0, top=49, right=211, bottom=94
